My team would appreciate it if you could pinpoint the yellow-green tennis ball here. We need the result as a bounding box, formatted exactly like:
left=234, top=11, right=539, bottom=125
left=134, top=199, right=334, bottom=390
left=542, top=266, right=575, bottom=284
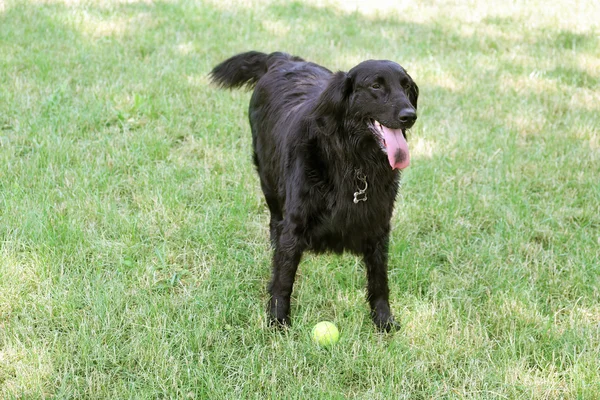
left=311, top=321, right=339, bottom=346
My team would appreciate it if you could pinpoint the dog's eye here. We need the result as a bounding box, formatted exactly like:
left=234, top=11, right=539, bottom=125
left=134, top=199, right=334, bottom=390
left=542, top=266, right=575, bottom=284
left=371, top=83, right=381, bottom=89
left=402, top=82, right=411, bottom=90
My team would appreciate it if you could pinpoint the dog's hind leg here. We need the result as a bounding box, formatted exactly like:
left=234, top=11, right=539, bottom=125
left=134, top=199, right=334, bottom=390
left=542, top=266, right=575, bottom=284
left=267, top=221, right=305, bottom=327
left=253, top=150, right=283, bottom=246
left=363, top=234, right=400, bottom=332
left=258, top=180, right=282, bottom=247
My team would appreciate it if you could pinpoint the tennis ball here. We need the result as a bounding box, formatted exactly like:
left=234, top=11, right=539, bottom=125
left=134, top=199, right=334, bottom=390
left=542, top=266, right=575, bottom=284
left=311, top=321, right=339, bottom=346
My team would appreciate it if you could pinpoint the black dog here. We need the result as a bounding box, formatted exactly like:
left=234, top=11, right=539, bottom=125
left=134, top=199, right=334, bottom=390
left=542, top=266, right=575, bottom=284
left=210, top=51, right=418, bottom=332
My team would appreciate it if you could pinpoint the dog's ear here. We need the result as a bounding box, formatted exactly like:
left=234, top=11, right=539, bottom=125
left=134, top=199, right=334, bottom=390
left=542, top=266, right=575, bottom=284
left=312, top=71, right=352, bottom=132
left=407, top=74, right=419, bottom=110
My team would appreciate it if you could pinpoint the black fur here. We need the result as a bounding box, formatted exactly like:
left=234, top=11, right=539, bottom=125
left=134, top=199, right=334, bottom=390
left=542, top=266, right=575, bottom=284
left=210, top=51, right=419, bottom=332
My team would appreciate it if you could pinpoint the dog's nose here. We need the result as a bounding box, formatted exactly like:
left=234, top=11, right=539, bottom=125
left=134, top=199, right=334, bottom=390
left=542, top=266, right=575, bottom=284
left=398, top=108, right=417, bottom=125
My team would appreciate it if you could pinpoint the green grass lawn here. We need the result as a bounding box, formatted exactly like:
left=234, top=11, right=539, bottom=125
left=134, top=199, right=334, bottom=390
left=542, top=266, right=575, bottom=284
left=1, top=0, right=599, bottom=398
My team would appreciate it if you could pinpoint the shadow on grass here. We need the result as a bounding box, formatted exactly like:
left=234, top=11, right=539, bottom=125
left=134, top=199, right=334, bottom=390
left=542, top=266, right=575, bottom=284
left=3, top=0, right=596, bottom=118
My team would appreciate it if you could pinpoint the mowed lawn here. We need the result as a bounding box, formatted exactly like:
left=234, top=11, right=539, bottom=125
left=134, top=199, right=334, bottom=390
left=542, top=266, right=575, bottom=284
left=1, top=0, right=599, bottom=398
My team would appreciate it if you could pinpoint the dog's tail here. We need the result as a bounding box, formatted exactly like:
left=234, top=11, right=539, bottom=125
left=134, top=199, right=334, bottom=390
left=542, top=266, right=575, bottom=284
left=210, top=51, right=303, bottom=89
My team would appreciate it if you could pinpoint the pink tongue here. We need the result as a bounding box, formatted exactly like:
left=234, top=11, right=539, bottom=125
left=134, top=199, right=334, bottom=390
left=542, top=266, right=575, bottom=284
left=381, top=125, right=410, bottom=170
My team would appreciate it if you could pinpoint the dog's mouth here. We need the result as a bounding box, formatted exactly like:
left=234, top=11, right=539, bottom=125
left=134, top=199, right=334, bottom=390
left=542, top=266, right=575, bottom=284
left=369, top=120, right=410, bottom=170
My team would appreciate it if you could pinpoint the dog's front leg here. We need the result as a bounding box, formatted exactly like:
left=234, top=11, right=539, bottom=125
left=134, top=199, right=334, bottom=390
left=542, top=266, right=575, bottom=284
left=363, top=234, right=400, bottom=332
left=267, top=222, right=304, bottom=327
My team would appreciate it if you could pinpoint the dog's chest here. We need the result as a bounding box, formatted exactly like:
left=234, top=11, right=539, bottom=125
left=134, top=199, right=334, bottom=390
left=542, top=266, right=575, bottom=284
left=307, top=172, right=398, bottom=253
left=331, top=181, right=395, bottom=229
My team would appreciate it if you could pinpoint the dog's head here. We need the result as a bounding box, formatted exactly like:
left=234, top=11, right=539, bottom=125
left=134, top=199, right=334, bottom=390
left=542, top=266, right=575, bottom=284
left=313, top=60, right=419, bottom=170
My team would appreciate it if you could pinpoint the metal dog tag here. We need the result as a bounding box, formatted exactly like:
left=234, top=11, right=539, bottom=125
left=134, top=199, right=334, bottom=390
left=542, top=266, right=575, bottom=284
left=353, top=170, right=368, bottom=204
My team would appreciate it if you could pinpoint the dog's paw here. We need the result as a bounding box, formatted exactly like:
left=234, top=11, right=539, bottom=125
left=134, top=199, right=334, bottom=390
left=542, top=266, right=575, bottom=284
left=268, top=315, right=291, bottom=329
left=268, top=297, right=291, bottom=328
left=372, top=312, right=400, bottom=333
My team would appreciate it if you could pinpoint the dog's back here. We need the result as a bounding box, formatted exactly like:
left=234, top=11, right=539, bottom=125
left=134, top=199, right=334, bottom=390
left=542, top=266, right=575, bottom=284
left=211, top=51, right=335, bottom=194
left=210, top=51, right=331, bottom=131
left=210, top=51, right=328, bottom=94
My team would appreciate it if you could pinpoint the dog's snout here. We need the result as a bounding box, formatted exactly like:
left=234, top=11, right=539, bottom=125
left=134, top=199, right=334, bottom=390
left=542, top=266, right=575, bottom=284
left=398, top=108, right=417, bottom=125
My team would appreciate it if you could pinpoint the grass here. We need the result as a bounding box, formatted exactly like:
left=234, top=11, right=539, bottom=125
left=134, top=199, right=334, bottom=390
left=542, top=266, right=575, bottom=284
left=1, top=0, right=599, bottom=398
